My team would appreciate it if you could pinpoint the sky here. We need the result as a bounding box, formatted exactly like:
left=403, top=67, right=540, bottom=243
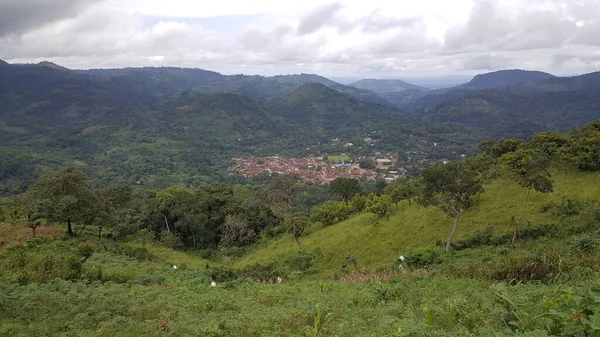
left=0, top=0, right=599, bottom=77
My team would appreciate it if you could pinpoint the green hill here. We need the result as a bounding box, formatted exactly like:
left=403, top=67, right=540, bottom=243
left=349, top=79, right=429, bottom=94
left=229, top=170, right=600, bottom=275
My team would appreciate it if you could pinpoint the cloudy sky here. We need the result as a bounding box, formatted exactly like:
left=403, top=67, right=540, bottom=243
left=1, top=0, right=599, bottom=77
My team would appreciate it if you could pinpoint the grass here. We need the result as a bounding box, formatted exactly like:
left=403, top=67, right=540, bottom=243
left=326, top=155, right=351, bottom=163
left=230, top=170, right=600, bottom=276
left=2, top=170, right=600, bottom=336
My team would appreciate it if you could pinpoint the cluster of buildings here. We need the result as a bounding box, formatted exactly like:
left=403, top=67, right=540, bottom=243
left=228, top=156, right=380, bottom=183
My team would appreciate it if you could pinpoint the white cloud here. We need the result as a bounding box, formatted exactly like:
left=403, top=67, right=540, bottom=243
left=0, top=0, right=599, bottom=77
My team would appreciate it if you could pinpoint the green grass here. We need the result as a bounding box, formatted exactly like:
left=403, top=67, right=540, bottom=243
left=230, top=170, right=600, bottom=276
left=326, top=155, right=351, bottom=163
left=2, top=170, right=600, bottom=336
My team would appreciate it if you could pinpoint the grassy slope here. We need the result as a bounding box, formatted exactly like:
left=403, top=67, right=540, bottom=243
left=231, top=170, right=600, bottom=275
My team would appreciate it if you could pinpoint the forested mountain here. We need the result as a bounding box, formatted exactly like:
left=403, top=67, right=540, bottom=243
left=413, top=71, right=600, bottom=139
left=1, top=60, right=477, bottom=194
left=2, top=59, right=600, bottom=195
left=401, top=69, right=557, bottom=111
left=349, top=79, right=428, bottom=93
left=348, top=79, right=430, bottom=108
left=458, top=69, right=556, bottom=90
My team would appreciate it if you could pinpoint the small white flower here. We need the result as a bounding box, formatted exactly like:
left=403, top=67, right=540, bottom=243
left=399, top=255, right=405, bottom=262
left=210, top=281, right=217, bottom=287
left=172, top=265, right=178, bottom=270
left=277, top=277, right=283, bottom=283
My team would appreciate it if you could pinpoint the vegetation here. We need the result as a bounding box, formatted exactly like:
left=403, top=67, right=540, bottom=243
left=2, top=59, right=600, bottom=336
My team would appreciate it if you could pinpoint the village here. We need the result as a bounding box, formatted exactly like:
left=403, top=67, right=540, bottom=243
left=227, top=153, right=407, bottom=184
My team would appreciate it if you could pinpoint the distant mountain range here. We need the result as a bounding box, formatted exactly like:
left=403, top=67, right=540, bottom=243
left=1, top=59, right=599, bottom=194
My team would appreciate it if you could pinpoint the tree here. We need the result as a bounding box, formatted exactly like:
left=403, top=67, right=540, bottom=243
left=560, top=121, right=600, bottom=171
left=365, top=193, right=393, bottom=221
left=265, top=176, right=303, bottom=249
left=309, top=200, right=354, bottom=226
left=26, top=166, right=96, bottom=237
left=385, top=177, right=417, bottom=208
left=500, top=149, right=553, bottom=248
left=220, top=215, right=256, bottom=247
left=419, top=162, right=484, bottom=252
left=290, top=215, right=310, bottom=250
left=94, top=184, right=133, bottom=239
left=328, top=178, right=361, bottom=204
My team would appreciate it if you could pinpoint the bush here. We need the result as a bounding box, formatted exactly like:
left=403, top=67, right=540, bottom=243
left=453, top=226, right=495, bottom=250
left=119, top=246, right=153, bottom=261
left=407, top=246, right=445, bottom=268
left=159, top=232, right=184, bottom=249
left=78, top=242, right=93, bottom=258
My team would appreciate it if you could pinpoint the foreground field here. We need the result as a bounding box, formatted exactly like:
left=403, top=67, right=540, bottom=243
left=1, top=170, right=600, bottom=336
left=1, top=246, right=598, bottom=337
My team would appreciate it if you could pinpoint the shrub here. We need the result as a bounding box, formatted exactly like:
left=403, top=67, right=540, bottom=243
left=453, top=226, right=495, bottom=250
left=407, top=246, right=445, bottom=268
left=159, top=232, right=184, bottom=249
left=120, top=246, right=153, bottom=261
left=78, top=242, right=93, bottom=258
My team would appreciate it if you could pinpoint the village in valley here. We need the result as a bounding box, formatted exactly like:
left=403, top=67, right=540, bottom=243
left=227, top=152, right=408, bottom=184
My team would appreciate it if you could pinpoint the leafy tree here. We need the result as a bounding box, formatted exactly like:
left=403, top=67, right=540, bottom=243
left=290, top=215, right=311, bottom=250
left=328, top=178, right=361, bottom=204
left=365, top=193, right=393, bottom=221
left=309, top=200, right=354, bottom=226
left=94, top=184, right=133, bottom=239
left=350, top=193, right=367, bottom=212
left=25, top=166, right=96, bottom=236
left=501, top=149, right=553, bottom=248
left=530, top=131, right=570, bottom=156
left=265, top=176, right=303, bottom=249
left=419, top=162, right=484, bottom=252
left=561, top=121, right=600, bottom=171
left=358, top=159, right=375, bottom=169
left=488, top=138, right=526, bottom=158
left=385, top=177, right=417, bottom=208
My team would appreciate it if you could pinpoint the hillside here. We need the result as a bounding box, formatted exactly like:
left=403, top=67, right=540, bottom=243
left=2, top=168, right=599, bottom=336
left=230, top=170, right=600, bottom=274
left=349, top=79, right=428, bottom=93
left=1, top=61, right=460, bottom=193
left=419, top=85, right=600, bottom=139
left=459, top=69, right=556, bottom=90
left=401, top=69, right=557, bottom=111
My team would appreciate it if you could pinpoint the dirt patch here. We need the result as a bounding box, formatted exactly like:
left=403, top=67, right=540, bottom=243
left=0, top=222, right=64, bottom=247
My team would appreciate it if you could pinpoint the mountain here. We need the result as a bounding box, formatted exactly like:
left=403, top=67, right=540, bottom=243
left=4, top=61, right=465, bottom=194
left=403, top=69, right=559, bottom=111
left=459, top=69, right=556, bottom=90
left=349, top=79, right=428, bottom=94
left=420, top=74, right=600, bottom=139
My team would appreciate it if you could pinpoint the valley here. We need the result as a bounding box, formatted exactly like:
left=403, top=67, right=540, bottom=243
left=1, top=59, right=600, bottom=337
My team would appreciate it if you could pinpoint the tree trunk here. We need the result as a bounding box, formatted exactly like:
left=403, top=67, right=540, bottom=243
left=31, top=226, right=36, bottom=238
left=294, top=233, right=302, bottom=250
left=98, top=226, right=103, bottom=240
left=512, top=187, right=531, bottom=248
left=446, top=209, right=462, bottom=252
left=292, top=217, right=301, bottom=250
left=67, top=219, right=74, bottom=237
left=159, top=212, right=171, bottom=233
